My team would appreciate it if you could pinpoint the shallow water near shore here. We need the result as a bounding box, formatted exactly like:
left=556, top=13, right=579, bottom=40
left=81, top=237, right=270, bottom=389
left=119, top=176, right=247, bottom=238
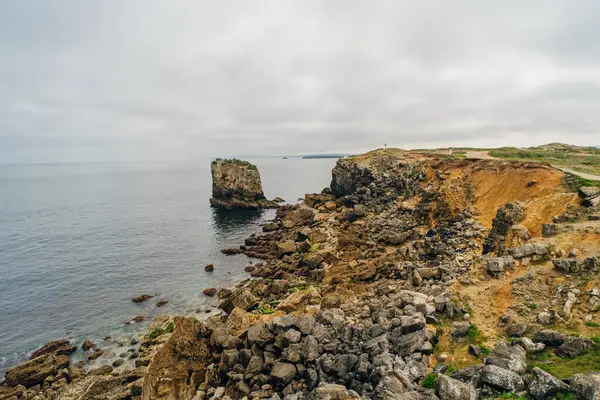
left=0, top=157, right=336, bottom=374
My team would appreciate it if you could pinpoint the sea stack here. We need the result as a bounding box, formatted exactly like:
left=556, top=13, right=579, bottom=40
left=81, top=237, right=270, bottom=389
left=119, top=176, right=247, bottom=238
left=209, top=158, right=278, bottom=209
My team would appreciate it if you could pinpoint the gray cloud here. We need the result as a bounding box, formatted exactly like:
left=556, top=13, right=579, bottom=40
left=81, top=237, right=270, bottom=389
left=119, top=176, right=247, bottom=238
left=1, top=0, right=599, bottom=163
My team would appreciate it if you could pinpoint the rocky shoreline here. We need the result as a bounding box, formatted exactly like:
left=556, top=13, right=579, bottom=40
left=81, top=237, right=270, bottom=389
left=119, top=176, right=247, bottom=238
left=3, top=149, right=600, bottom=399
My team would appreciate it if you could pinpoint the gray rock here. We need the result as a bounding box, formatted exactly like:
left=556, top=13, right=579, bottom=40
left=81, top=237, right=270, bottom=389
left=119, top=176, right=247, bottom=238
left=506, top=323, right=528, bottom=337
left=481, top=364, right=524, bottom=392
left=247, top=324, right=275, bottom=347
left=451, top=365, right=483, bottom=387
left=579, top=186, right=600, bottom=198
left=528, top=367, right=570, bottom=400
left=373, top=370, right=413, bottom=400
left=485, top=344, right=527, bottom=374
left=556, top=338, right=591, bottom=358
left=570, top=372, right=600, bottom=400
left=270, top=362, right=297, bottom=384
left=389, top=329, right=430, bottom=357
left=301, top=335, right=320, bottom=362
left=537, top=312, right=552, bottom=325
left=533, top=330, right=568, bottom=347
left=450, top=322, right=470, bottom=339
left=306, top=383, right=361, bottom=400
left=435, top=374, right=476, bottom=400
left=512, top=337, right=545, bottom=353
left=399, top=314, right=426, bottom=334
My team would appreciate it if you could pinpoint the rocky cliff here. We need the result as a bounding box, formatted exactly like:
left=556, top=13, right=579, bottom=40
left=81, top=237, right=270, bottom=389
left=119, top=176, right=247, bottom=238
left=4, top=148, right=600, bottom=400
left=209, top=159, right=278, bottom=209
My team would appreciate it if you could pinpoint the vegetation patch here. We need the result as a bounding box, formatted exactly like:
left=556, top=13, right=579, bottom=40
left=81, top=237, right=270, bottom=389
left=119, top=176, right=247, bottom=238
left=421, top=373, right=437, bottom=389
left=528, top=346, right=600, bottom=379
left=213, top=158, right=258, bottom=171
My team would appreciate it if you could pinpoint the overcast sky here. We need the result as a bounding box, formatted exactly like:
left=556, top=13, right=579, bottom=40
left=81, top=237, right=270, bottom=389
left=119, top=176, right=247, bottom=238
left=1, top=1, right=599, bottom=163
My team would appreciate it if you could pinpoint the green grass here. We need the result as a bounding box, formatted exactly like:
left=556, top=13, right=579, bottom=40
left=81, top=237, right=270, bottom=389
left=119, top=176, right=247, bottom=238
left=563, top=173, right=600, bottom=192
left=212, top=158, right=258, bottom=171
left=421, top=373, right=437, bottom=389
left=497, top=393, right=527, bottom=400
left=592, top=336, right=600, bottom=344
left=529, top=303, right=537, bottom=310
left=528, top=346, right=600, bottom=379
left=467, top=323, right=483, bottom=342
left=479, top=345, right=491, bottom=356
left=489, top=146, right=600, bottom=177
left=147, top=321, right=175, bottom=339
left=585, top=321, right=600, bottom=328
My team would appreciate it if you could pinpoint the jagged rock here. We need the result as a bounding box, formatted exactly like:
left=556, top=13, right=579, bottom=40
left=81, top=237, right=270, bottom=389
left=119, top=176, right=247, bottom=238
left=556, top=337, right=591, bottom=358
left=506, top=323, right=527, bottom=337
left=270, top=362, right=296, bottom=384
left=306, top=383, right=361, bottom=400
left=277, top=240, right=296, bottom=258
left=203, top=288, right=217, bottom=297
left=481, top=364, right=524, bottom=392
left=483, top=202, right=526, bottom=255
left=529, top=367, right=570, bottom=400
left=5, top=353, right=69, bottom=388
left=570, top=372, right=600, bottom=399
left=451, top=365, right=483, bottom=387
left=533, top=330, right=568, bottom=346
left=373, top=370, right=413, bottom=399
left=435, top=374, right=476, bottom=400
left=142, top=317, right=211, bottom=400
left=30, top=340, right=77, bottom=359
left=219, top=288, right=258, bottom=314
left=485, top=257, right=514, bottom=277
left=209, top=158, right=278, bottom=209
left=485, top=344, right=527, bottom=374
left=247, top=323, right=275, bottom=347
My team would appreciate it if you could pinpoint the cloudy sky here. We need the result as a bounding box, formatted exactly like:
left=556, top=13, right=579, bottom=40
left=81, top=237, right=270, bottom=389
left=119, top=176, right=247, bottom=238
left=1, top=1, right=599, bottom=163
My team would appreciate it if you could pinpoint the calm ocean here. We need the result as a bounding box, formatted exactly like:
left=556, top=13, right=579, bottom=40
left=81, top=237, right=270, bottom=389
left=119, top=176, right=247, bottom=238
left=0, top=157, right=336, bottom=374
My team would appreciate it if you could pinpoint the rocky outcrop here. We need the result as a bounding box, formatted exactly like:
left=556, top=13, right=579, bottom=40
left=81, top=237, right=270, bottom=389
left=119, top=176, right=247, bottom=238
left=142, top=317, right=211, bottom=400
left=209, top=158, right=278, bottom=209
left=483, top=202, right=526, bottom=255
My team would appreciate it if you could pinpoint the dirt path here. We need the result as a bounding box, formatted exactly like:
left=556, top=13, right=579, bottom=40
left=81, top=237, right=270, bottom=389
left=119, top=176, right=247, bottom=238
left=466, top=150, right=600, bottom=181
left=465, top=150, right=497, bottom=160
left=552, top=166, right=600, bottom=181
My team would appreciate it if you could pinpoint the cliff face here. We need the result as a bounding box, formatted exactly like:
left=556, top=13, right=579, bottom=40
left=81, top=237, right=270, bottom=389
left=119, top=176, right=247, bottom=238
left=209, top=159, right=278, bottom=209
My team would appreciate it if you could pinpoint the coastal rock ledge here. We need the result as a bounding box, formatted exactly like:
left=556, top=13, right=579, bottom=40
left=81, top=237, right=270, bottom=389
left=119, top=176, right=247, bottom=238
left=209, top=158, right=278, bottom=209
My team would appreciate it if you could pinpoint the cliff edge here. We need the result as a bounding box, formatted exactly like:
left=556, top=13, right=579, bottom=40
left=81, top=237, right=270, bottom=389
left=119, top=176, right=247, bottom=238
left=209, top=159, right=278, bottom=209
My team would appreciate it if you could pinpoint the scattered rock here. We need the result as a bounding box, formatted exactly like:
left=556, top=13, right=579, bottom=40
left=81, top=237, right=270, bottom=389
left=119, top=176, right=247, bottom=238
left=131, top=294, right=153, bottom=303
left=203, top=288, right=217, bottom=297
left=205, top=264, right=214, bottom=272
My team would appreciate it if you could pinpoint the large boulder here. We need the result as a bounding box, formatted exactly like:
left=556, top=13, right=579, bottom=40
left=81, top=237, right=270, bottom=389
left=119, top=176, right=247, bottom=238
left=528, top=367, right=570, bottom=400
left=484, top=344, right=527, bottom=374
left=570, top=372, right=600, bottom=400
left=5, top=353, right=69, bottom=388
left=209, top=158, right=278, bottom=209
left=435, top=374, right=476, bottom=400
left=481, top=364, right=524, bottom=392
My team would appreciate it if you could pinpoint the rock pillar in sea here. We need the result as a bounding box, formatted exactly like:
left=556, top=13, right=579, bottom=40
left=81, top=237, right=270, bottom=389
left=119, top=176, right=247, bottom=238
left=209, top=158, right=279, bottom=209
